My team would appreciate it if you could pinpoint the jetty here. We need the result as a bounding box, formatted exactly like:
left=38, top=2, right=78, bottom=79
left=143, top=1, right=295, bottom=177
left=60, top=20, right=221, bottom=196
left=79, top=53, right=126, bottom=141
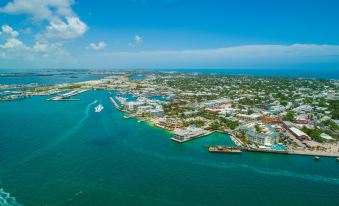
left=109, top=97, right=122, bottom=111
left=208, top=146, right=242, bottom=154
left=47, top=89, right=88, bottom=101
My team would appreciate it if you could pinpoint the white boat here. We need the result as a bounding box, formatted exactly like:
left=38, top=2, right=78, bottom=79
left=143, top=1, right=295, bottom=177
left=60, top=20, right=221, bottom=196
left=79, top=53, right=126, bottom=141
left=95, top=104, right=104, bottom=113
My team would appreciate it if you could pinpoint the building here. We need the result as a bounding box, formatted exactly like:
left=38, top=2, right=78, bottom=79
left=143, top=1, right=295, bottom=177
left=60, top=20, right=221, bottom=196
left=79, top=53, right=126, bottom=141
left=262, top=115, right=281, bottom=124
left=174, top=126, right=208, bottom=141
left=240, top=123, right=279, bottom=146
left=237, top=113, right=262, bottom=121
left=150, top=108, right=164, bottom=117
left=296, top=114, right=309, bottom=124
left=289, top=127, right=311, bottom=141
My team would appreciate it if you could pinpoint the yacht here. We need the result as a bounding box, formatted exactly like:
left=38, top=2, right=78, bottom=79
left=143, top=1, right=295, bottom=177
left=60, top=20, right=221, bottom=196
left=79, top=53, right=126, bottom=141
left=95, top=104, right=104, bottom=113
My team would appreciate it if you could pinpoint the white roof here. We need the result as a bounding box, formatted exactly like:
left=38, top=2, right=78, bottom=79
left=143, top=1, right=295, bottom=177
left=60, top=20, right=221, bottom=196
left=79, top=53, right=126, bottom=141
left=320, top=133, right=333, bottom=140
left=290, top=127, right=308, bottom=137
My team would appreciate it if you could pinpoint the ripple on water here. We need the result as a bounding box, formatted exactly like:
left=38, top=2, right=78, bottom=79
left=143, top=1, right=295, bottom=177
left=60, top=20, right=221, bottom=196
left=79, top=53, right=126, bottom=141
left=0, top=189, right=22, bottom=206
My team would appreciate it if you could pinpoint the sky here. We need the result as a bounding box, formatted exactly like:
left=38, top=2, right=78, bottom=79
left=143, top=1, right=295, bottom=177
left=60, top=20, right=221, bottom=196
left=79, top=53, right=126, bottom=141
left=0, top=0, right=339, bottom=69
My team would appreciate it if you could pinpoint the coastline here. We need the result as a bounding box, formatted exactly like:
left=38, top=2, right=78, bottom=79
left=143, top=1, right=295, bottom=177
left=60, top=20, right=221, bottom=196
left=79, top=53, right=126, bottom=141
left=110, top=97, right=339, bottom=158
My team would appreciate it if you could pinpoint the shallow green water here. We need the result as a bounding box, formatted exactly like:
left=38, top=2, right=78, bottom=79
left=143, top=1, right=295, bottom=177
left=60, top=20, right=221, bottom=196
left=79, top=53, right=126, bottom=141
left=0, top=91, right=338, bottom=206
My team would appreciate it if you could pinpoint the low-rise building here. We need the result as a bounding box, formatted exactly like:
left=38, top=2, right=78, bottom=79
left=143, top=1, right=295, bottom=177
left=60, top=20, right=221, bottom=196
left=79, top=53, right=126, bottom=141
left=289, top=127, right=311, bottom=141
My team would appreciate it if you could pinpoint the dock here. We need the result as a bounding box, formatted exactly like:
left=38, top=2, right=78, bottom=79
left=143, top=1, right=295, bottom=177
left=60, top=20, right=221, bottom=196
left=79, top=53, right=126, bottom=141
left=208, top=146, right=242, bottom=154
left=109, top=97, right=122, bottom=111
left=47, top=89, right=88, bottom=101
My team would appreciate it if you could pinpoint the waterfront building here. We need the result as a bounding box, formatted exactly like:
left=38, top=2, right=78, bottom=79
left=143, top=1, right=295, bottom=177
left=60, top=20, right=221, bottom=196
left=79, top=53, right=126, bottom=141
left=174, top=126, right=208, bottom=141
left=240, top=123, right=279, bottom=146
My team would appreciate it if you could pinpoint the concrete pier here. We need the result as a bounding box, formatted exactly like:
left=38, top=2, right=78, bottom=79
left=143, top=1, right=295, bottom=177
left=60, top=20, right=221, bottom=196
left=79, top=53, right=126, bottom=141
left=47, top=89, right=88, bottom=101
left=109, top=97, right=122, bottom=111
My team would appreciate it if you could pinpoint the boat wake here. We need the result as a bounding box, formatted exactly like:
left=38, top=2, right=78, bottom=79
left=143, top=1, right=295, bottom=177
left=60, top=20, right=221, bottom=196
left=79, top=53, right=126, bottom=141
left=0, top=189, right=22, bottom=206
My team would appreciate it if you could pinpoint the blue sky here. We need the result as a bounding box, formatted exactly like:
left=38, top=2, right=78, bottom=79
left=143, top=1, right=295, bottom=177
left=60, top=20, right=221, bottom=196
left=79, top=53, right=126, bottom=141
left=0, top=0, right=339, bottom=69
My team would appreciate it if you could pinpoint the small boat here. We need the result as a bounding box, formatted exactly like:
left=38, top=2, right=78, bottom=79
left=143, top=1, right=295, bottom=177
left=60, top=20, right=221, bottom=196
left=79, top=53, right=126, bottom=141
left=336, top=157, right=339, bottom=162
left=95, top=104, right=104, bottom=113
left=315, top=156, right=320, bottom=161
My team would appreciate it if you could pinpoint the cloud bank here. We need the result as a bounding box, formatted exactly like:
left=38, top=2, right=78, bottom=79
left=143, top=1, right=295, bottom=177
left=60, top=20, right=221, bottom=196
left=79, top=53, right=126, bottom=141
left=82, top=44, right=339, bottom=68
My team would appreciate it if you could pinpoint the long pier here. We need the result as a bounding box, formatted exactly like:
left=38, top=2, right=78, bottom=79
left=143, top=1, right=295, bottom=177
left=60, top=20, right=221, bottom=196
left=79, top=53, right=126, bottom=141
left=47, top=89, right=88, bottom=101
left=109, top=97, right=122, bottom=111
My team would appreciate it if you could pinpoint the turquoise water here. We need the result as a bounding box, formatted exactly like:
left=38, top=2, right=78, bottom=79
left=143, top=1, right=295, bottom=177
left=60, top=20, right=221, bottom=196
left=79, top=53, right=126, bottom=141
left=0, top=91, right=339, bottom=206
left=0, top=74, right=106, bottom=85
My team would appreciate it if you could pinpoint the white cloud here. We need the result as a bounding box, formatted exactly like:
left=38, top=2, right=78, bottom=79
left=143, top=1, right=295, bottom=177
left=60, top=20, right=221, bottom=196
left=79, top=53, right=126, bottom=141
left=0, top=38, right=23, bottom=48
left=0, top=0, right=74, bottom=21
left=0, top=24, right=69, bottom=63
left=128, top=35, right=143, bottom=47
left=0, top=0, right=86, bottom=67
left=44, top=16, right=88, bottom=40
left=87, top=41, right=107, bottom=50
left=0, top=25, right=23, bottom=49
left=135, top=35, right=143, bottom=46
left=0, top=25, right=19, bottom=38
left=0, top=0, right=88, bottom=41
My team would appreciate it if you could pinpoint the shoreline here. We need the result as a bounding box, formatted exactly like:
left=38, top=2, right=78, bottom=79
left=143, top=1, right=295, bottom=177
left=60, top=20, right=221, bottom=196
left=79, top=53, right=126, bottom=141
left=108, top=95, right=339, bottom=159
left=288, top=150, right=339, bottom=158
